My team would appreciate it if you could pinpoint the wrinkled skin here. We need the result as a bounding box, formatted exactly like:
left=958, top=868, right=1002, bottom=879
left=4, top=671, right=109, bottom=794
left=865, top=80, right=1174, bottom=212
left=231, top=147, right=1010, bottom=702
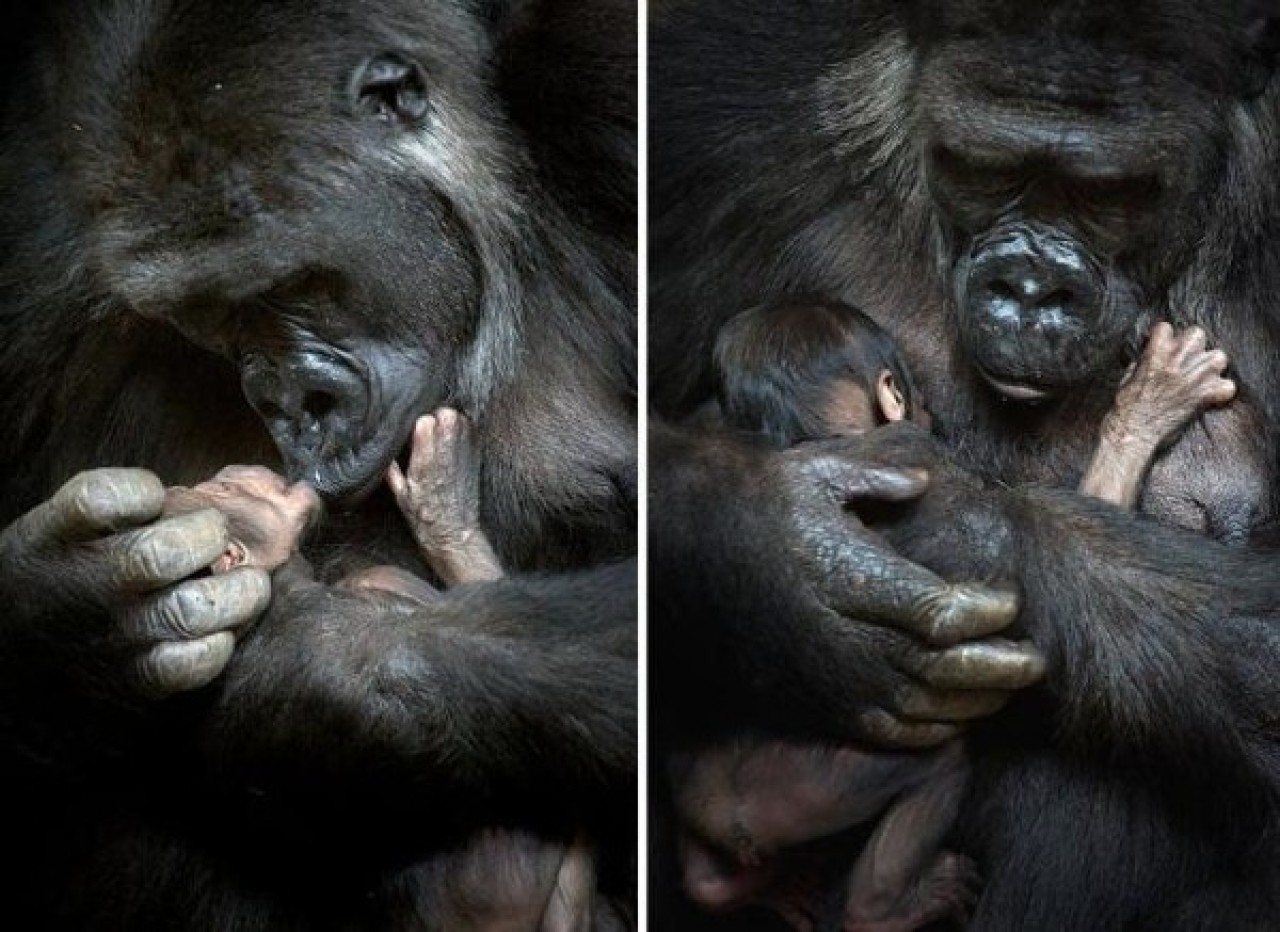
left=1080, top=323, right=1237, bottom=509
left=388, top=408, right=505, bottom=587
left=0, top=468, right=271, bottom=698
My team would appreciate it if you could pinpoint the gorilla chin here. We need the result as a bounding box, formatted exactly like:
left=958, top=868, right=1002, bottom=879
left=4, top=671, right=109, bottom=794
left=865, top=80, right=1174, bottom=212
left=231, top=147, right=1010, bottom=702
left=241, top=341, right=436, bottom=504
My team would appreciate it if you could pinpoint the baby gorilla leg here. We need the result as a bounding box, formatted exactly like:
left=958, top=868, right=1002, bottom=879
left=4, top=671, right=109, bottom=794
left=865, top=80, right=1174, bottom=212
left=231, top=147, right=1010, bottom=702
left=842, top=742, right=977, bottom=932
left=672, top=739, right=976, bottom=931
left=381, top=829, right=603, bottom=932
left=163, top=466, right=321, bottom=574
left=335, top=565, right=442, bottom=607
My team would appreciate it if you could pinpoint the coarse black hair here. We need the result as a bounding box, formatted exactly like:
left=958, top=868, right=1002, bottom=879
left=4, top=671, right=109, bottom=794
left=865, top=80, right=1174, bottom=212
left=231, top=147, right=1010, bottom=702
left=712, top=296, right=922, bottom=447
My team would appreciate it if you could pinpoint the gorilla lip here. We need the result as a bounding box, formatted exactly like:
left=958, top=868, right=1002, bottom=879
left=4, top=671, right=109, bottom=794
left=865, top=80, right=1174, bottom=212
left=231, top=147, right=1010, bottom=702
left=976, top=368, right=1053, bottom=402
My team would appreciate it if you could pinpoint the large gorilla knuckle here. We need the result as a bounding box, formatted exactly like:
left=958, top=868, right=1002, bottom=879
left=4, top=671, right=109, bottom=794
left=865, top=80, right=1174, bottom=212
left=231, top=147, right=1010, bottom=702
left=134, top=635, right=234, bottom=697
left=145, top=586, right=212, bottom=640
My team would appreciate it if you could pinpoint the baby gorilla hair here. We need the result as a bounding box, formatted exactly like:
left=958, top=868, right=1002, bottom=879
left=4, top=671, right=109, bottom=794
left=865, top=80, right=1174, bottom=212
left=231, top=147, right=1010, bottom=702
left=712, top=296, right=922, bottom=447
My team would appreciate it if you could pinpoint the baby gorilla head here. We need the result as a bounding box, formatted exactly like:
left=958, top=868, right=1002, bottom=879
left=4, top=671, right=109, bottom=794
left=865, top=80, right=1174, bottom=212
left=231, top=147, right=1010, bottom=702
left=163, top=467, right=322, bottom=575
left=713, top=297, right=929, bottom=448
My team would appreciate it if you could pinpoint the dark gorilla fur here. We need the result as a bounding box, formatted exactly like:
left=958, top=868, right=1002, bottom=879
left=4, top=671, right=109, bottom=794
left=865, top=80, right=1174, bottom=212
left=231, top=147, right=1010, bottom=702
left=0, top=0, right=635, bottom=928
left=651, top=1, right=1280, bottom=930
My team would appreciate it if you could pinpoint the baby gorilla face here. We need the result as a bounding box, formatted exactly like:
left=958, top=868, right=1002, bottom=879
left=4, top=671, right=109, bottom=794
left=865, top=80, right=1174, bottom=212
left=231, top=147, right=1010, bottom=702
left=164, top=466, right=322, bottom=574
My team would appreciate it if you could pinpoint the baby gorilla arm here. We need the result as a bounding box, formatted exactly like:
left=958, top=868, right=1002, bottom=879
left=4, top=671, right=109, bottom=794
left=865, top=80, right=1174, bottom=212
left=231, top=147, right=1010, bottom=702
left=1080, top=323, right=1234, bottom=507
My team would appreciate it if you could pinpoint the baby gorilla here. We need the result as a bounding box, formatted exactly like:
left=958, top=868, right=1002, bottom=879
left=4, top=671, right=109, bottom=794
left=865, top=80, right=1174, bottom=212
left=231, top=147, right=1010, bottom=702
left=685, top=298, right=1241, bottom=932
left=163, top=466, right=322, bottom=575
left=166, top=408, right=504, bottom=609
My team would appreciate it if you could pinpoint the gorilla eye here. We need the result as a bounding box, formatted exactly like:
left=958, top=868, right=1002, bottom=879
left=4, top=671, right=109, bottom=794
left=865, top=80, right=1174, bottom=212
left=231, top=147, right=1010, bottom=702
left=351, top=52, right=430, bottom=124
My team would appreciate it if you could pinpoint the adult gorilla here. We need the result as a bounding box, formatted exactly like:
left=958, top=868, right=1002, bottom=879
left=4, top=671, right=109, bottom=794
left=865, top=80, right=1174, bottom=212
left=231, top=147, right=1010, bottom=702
left=0, top=0, right=636, bottom=928
left=651, top=1, right=1280, bottom=929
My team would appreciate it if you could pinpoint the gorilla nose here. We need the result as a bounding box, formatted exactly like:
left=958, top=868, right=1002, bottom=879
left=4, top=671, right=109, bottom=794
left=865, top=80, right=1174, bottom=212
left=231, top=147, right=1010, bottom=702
left=968, top=265, right=1082, bottom=329
left=240, top=352, right=365, bottom=463
left=960, top=224, right=1101, bottom=339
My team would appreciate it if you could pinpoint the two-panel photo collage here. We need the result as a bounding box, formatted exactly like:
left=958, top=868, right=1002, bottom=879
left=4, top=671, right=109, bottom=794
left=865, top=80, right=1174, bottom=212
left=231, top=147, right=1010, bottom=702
left=1, top=1, right=1277, bottom=930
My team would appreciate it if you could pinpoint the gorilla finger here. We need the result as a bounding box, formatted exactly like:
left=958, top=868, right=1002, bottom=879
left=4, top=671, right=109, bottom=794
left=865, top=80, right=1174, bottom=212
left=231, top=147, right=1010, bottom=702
left=386, top=460, right=408, bottom=498
left=111, top=508, right=230, bottom=591
left=1173, top=326, right=1207, bottom=361
left=801, top=456, right=930, bottom=505
left=20, top=468, right=165, bottom=545
left=1192, top=348, right=1229, bottom=374
left=832, top=563, right=1019, bottom=647
left=133, top=632, right=236, bottom=697
left=855, top=708, right=961, bottom=749
left=911, top=639, right=1047, bottom=691
left=121, top=567, right=271, bottom=641
left=1147, top=320, right=1174, bottom=347
left=907, top=583, right=1021, bottom=646
left=1199, top=377, right=1236, bottom=406
left=541, top=838, right=597, bottom=932
left=406, top=414, right=438, bottom=480
left=890, top=686, right=1012, bottom=722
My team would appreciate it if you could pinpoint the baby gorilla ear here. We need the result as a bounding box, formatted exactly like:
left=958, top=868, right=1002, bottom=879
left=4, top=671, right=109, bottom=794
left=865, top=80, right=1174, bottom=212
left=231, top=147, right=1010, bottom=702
left=876, top=370, right=908, bottom=424
left=350, top=52, right=430, bottom=124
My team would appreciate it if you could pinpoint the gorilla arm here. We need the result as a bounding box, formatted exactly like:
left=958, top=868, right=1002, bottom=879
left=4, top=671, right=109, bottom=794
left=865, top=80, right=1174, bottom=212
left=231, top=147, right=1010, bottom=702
left=202, top=557, right=637, bottom=820
left=654, top=419, right=1280, bottom=783
left=994, top=487, right=1280, bottom=775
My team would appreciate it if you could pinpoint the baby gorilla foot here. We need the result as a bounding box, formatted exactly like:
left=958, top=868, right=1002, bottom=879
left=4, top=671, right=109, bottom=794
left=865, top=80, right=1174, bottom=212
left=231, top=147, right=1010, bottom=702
left=386, top=407, right=503, bottom=586
left=164, top=466, right=321, bottom=574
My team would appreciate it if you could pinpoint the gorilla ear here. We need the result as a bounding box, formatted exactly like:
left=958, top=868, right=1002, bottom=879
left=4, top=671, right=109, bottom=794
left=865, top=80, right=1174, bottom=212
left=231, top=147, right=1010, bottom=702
left=350, top=53, right=430, bottom=125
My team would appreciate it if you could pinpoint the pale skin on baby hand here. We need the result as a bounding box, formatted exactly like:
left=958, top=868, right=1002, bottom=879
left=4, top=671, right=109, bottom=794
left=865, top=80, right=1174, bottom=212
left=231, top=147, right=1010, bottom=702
left=387, top=407, right=504, bottom=587
left=1080, top=322, right=1236, bottom=508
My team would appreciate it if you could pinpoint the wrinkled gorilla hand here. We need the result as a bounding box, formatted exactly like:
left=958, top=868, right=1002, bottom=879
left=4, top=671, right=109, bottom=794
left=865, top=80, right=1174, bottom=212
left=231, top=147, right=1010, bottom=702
left=0, top=468, right=270, bottom=699
left=775, top=438, right=1044, bottom=745
left=653, top=424, right=1045, bottom=749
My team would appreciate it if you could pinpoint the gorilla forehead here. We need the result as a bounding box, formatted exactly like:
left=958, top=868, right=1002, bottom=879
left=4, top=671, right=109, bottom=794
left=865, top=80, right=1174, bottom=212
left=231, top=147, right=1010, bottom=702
left=56, top=0, right=505, bottom=220
left=904, top=0, right=1270, bottom=72
left=45, top=0, right=511, bottom=324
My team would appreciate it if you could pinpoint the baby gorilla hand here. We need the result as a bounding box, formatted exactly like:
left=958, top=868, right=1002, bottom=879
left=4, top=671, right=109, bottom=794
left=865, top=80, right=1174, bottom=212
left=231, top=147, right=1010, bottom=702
left=386, top=408, right=503, bottom=586
left=164, top=466, right=321, bottom=574
left=1106, top=322, right=1235, bottom=451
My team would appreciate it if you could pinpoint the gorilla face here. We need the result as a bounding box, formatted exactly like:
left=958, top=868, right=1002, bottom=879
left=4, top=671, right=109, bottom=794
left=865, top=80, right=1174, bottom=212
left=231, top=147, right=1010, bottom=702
left=62, top=0, right=513, bottom=501
left=903, top=0, right=1278, bottom=399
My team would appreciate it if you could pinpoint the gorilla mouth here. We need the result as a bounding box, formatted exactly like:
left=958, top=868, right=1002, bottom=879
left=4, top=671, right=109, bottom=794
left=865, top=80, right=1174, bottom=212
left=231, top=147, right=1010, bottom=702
left=304, top=416, right=409, bottom=505
left=975, top=366, right=1054, bottom=402
left=240, top=347, right=428, bottom=506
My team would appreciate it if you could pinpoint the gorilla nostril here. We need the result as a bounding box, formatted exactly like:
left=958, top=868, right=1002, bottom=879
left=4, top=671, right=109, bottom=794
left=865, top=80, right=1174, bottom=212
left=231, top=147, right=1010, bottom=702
left=302, top=390, right=337, bottom=423
left=986, top=280, right=1017, bottom=301
left=1036, top=288, right=1074, bottom=313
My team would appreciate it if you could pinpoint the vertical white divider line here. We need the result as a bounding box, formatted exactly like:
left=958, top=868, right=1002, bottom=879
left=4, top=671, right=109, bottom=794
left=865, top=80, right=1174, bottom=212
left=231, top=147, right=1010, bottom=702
left=636, top=0, right=651, bottom=927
